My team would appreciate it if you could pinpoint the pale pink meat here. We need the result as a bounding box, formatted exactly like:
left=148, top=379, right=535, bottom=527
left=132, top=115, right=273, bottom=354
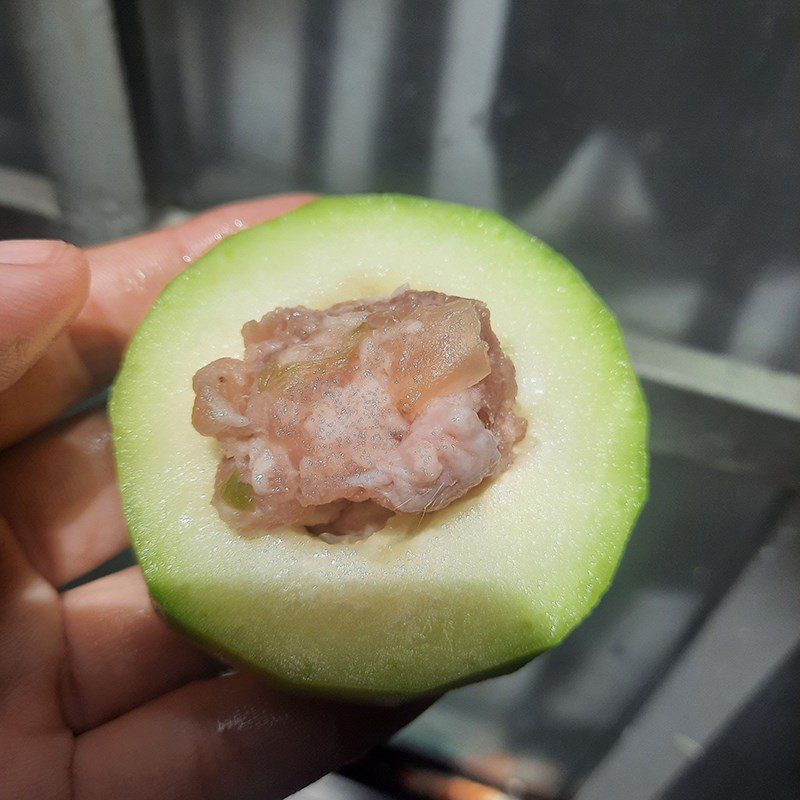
left=192, top=289, right=527, bottom=538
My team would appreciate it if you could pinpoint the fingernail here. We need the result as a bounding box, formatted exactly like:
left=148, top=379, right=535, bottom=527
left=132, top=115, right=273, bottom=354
left=0, top=239, right=62, bottom=264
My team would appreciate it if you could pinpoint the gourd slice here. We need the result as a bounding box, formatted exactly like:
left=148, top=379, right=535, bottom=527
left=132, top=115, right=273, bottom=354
left=110, top=194, right=648, bottom=701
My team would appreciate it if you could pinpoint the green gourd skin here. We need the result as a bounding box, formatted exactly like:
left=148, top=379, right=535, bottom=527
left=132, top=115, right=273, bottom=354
left=110, top=195, right=648, bottom=703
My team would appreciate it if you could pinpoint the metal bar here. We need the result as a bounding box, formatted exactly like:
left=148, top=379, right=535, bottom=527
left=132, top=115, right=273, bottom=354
left=5, top=0, right=148, bottom=244
left=0, top=164, right=59, bottom=219
left=323, top=0, right=397, bottom=192
left=575, top=496, right=800, bottom=800
left=628, top=332, right=800, bottom=487
left=130, top=0, right=196, bottom=204
left=626, top=332, right=800, bottom=422
left=431, top=0, right=509, bottom=207
left=224, top=0, right=304, bottom=181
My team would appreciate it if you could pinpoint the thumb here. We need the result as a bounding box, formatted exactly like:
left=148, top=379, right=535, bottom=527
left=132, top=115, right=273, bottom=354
left=0, top=240, right=89, bottom=393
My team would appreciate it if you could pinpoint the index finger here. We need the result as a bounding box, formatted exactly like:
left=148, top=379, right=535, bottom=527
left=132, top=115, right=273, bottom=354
left=0, top=194, right=315, bottom=449
left=77, top=193, right=317, bottom=390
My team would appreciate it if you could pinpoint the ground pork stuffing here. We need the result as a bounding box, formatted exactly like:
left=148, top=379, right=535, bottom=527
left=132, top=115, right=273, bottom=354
left=192, top=289, right=527, bottom=540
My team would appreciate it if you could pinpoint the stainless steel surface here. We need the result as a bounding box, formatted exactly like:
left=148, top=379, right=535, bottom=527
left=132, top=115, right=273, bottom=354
left=0, top=2, right=797, bottom=798
left=577, top=497, right=800, bottom=799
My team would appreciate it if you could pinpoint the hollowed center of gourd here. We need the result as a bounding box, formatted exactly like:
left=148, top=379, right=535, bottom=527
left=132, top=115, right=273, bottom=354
left=191, top=288, right=527, bottom=541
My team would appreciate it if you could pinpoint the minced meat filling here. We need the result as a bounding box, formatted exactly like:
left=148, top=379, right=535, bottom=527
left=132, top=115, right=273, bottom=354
left=192, top=289, right=527, bottom=540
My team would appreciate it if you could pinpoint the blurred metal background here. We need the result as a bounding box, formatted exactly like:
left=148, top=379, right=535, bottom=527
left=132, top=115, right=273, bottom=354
left=1, top=1, right=798, bottom=798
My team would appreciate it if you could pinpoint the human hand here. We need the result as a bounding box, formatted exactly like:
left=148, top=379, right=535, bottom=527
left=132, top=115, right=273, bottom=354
left=0, top=195, right=426, bottom=800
